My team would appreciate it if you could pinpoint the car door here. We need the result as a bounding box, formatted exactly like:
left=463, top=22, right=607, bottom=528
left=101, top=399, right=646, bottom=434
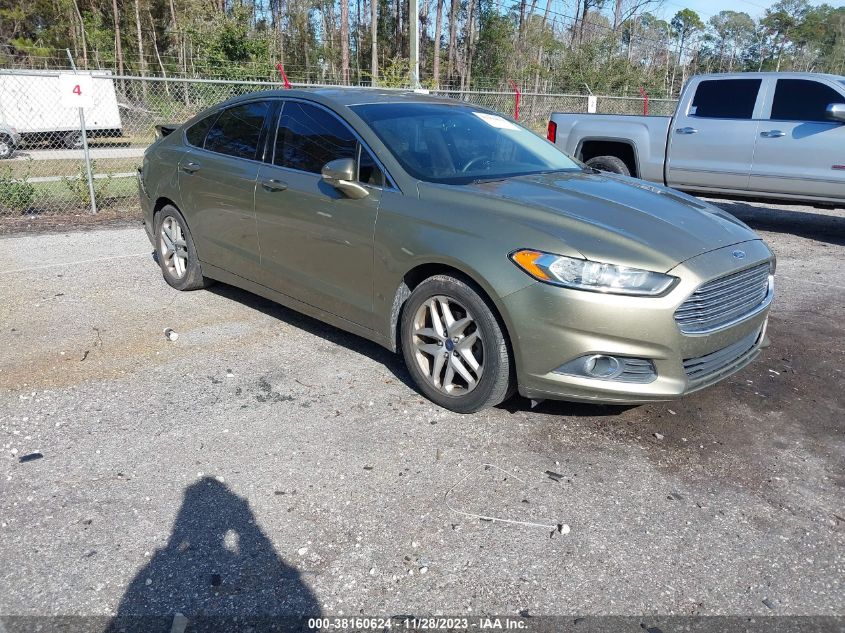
left=178, top=100, right=272, bottom=279
left=666, top=78, right=763, bottom=191
left=749, top=77, right=845, bottom=201
left=253, top=99, right=388, bottom=329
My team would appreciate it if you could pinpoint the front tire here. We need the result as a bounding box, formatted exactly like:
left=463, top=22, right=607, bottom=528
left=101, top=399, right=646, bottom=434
left=400, top=275, right=514, bottom=413
left=154, top=205, right=212, bottom=291
left=586, top=155, right=631, bottom=176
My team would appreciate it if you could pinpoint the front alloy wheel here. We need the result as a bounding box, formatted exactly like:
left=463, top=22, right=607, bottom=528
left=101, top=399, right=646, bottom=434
left=411, top=296, right=484, bottom=395
left=401, top=275, right=514, bottom=413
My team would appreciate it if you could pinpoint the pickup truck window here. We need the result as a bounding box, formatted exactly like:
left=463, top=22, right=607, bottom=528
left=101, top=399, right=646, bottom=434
left=690, top=79, right=761, bottom=120
left=771, top=79, right=845, bottom=123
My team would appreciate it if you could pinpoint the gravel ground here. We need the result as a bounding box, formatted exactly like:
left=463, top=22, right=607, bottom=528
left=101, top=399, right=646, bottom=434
left=0, top=198, right=843, bottom=628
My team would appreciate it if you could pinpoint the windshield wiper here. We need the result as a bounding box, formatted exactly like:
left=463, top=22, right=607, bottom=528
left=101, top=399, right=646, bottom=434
left=470, top=176, right=508, bottom=184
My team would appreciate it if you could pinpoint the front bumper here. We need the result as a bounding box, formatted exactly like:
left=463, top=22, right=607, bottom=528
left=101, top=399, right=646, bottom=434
left=501, top=241, right=774, bottom=403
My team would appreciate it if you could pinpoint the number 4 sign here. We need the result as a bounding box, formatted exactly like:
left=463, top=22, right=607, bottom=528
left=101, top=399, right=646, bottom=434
left=59, top=73, right=94, bottom=108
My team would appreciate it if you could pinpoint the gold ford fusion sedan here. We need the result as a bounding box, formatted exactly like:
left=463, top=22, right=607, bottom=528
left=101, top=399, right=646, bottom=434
left=139, top=89, right=775, bottom=413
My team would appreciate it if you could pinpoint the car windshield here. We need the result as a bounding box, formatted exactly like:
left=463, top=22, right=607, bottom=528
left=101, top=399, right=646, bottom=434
left=351, top=102, right=582, bottom=184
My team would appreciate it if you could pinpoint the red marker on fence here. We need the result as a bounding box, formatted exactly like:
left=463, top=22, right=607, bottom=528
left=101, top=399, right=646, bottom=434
left=276, top=63, right=292, bottom=89
left=639, top=86, right=649, bottom=116
left=508, top=79, right=521, bottom=121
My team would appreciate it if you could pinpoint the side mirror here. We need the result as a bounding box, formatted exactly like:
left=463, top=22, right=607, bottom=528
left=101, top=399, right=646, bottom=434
left=826, top=103, right=845, bottom=123
left=321, top=158, right=369, bottom=199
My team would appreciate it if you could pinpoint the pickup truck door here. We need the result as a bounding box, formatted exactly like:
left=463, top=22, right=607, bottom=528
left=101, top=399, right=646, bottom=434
left=749, top=77, right=845, bottom=201
left=666, top=78, right=764, bottom=191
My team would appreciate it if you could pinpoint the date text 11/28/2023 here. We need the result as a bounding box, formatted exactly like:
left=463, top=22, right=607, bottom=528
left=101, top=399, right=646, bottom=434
left=307, top=617, right=528, bottom=629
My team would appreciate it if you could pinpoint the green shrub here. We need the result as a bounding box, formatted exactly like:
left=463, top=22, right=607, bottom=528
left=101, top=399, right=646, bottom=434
left=62, top=161, right=112, bottom=208
left=0, top=163, right=36, bottom=213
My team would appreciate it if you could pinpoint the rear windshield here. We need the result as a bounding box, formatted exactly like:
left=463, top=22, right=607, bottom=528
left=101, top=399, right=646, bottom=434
left=351, top=102, right=581, bottom=185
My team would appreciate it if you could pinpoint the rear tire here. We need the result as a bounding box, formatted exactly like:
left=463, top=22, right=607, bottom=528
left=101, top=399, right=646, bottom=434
left=63, top=131, right=84, bottom=149
left=586, top=155, right=631, bottom=176
left=154, top=205, right=213, bottom=291
left=0, top=135, right=14, bottom=159
left=400, top=275, right=514, bottom=413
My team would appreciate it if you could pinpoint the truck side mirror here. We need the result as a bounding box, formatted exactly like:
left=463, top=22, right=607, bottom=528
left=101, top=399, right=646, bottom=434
left=826, top=103, right=845, bottom=123
left=321, top=158, right=369, bottom=199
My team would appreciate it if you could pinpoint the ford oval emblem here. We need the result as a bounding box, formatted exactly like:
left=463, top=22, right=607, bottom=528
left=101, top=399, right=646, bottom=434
left=732, top=250, right=747, bottom=260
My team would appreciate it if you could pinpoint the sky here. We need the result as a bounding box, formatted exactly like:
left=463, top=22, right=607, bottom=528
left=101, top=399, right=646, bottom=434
left=654, top=0, right=845, bottom=22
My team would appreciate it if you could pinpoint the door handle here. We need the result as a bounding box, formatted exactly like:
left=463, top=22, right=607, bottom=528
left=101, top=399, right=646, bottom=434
left=180, top=161, right=201, bottom=174
left=261, top=178, right=288, bottom=192
left=760, top=130, right=786, bottom=138
left=675, top=127, right=698, bottom=134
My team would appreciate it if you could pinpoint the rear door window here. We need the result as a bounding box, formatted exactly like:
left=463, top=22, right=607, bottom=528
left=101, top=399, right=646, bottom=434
left=770, top=79, right=844, bottom=122
left=185, top=113, right=218, bottom=148
left=204, top=101, right=271, bottom=160
left=274, top=101, right=358, bottom=173
left=689, top=79, right=761, bottom=119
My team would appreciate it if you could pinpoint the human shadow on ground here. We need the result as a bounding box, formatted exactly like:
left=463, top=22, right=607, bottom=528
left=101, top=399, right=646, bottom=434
left=106, top=477, right=321, bottom=633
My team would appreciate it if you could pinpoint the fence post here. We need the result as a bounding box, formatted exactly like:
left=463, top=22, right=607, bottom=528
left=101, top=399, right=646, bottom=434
left=638, top=86, right=649, bottom=116
left=66, top=49, right=97, bottom=215
left=508, top=80, right=521, bottom=121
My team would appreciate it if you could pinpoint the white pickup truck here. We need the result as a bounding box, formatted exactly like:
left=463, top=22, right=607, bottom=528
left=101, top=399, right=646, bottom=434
left=548, top=72, right=845, bottom=206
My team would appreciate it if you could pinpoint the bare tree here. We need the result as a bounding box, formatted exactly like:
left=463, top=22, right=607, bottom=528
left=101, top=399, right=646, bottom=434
left=371, top=0, right=378, bottom=84
left=463, top=0, right=477, bottom=89
left=69, top=0, right=89, bottom=68
left=133, top=0, right=148, bottom=97
left=432, top=0, right=443, bottom=87
left=111, top=0, right=125, bottom=78
left=341, top=0, right=350, bottom=83
left=447, top=0, right=458, bottom=84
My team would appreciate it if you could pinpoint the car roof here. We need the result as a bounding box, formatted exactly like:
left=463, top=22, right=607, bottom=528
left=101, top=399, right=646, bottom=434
left=216, top=87, right=466, bottom=110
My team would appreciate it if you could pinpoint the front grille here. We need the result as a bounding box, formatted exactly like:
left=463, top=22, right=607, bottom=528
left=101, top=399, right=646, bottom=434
left=683, top=329, right=761, bottom=382
left=675, top=263, right=771, bottom=334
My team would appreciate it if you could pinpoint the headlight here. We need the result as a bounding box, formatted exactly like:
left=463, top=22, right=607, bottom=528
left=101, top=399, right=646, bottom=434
left=510, top=249, right=677, bottom=296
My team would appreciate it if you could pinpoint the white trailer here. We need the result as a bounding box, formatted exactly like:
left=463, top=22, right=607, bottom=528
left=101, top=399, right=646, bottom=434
left=0, top=70, right=123, bottom=149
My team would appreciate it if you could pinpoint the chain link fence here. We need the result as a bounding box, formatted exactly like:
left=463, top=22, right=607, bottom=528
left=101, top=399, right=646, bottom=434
left=0, top=69, right=676, bottom=230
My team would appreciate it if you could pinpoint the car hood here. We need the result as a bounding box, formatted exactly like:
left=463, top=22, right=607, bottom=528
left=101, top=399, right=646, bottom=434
left=454, top=169, right=760, bottom=272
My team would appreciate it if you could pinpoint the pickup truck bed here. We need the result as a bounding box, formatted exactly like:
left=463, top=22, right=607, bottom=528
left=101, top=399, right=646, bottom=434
left=548, top=72, right=845, bottom=207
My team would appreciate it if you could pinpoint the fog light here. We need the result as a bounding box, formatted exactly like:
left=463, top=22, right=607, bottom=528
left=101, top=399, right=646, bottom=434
left=584, top=354, right=622, bottom=379
left=554, top=354, right=657, bottom=384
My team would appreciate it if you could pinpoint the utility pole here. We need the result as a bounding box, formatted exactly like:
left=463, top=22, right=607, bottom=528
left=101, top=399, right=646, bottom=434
left=409, top=0, right=420, bottom=87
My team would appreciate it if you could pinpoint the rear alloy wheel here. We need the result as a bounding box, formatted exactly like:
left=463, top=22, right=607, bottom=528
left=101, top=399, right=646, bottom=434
left=154, top=205, right=212, bottom=291
left=401, top=275, right=514, bottom=413
left=586, top=155, right=631, bottom=176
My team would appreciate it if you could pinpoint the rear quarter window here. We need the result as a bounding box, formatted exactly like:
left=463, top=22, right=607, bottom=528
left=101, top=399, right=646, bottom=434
left=185, top=113, right=218, bottom=148
left=689, top=79, right=761, bottom=119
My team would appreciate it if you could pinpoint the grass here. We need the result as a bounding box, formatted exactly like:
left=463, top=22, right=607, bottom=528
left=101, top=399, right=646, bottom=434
left=3, top=157, right=141, bottom=180
left=0, top=175, right=140, bottom=218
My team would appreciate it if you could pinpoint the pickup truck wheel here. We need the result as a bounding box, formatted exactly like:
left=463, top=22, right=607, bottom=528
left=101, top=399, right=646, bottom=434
left=0, top=135, right=14, bottom=159
left=586, top=155, right=630, bottom=176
